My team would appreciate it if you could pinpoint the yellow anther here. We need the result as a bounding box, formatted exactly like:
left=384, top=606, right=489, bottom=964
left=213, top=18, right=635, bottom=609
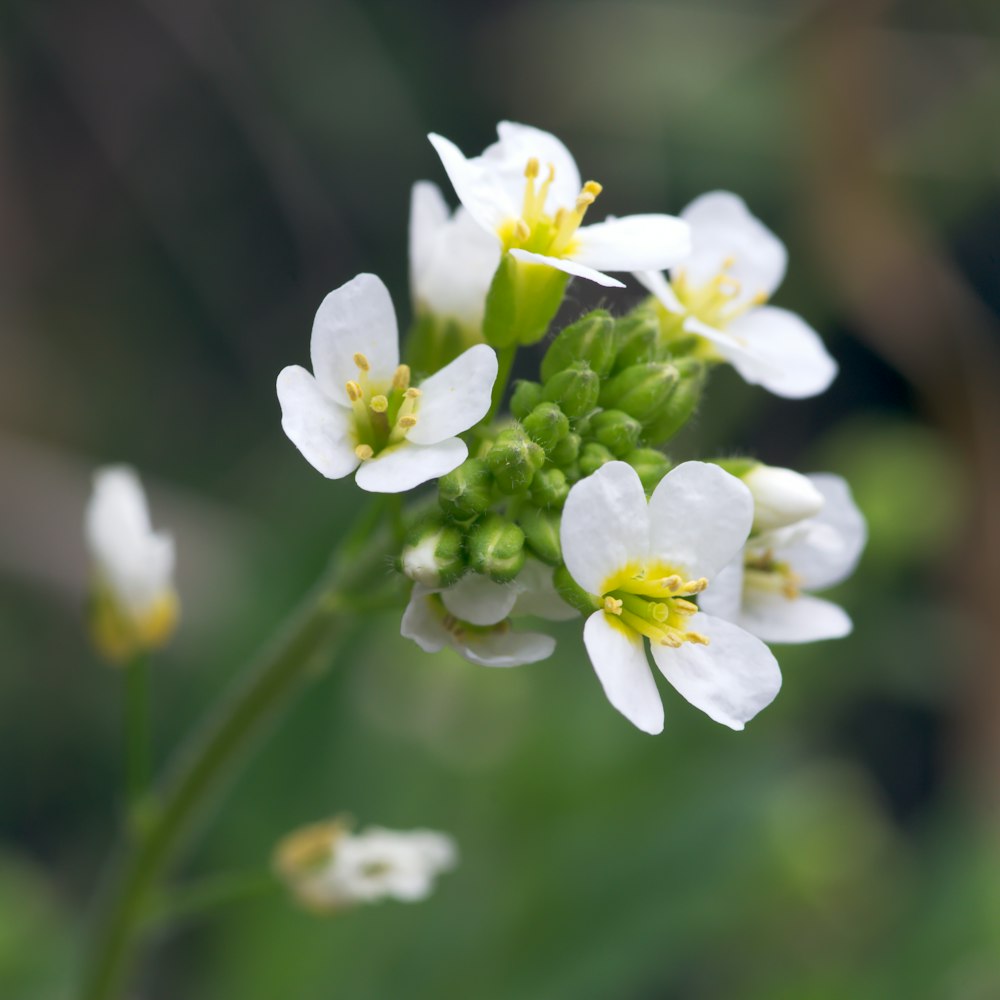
left=672, top=599, right=698, bottom=616
left=684, top=631, right=710, bottom=646
left=345, top=380, right=362, bottom=402
left=369, top=394, right=388, bottom=414
left=392, top=364, right=411, bottom=391
left=751, top=290, right=768, bottom=305
left=582, top=180, right=602, bottom=198
left=353, top=352, right=370, bottom=372
left=659, top=632, right=683, bottom=648
left=663, top=575, right=683, bottom=592
left=515, top=219, right=531, bottom=241
left=604, top=596, right=623, bottom=616
left=524, top=157, right=540, bottom=179
left=398, top=415, right=417, bottom=430
left=678, top=577, right=708, bottom=595
left=405, top=387, right=422, bottom=399
left=354, top=444, right=374, bottom=460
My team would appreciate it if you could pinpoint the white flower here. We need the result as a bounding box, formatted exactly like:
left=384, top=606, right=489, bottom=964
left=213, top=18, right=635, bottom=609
left=636, top=191, right=837, bottom=398
left=560, top=460, right=781, bottom=734
left=428, top=122, right=691, bottom=288
left=409, top=181, right=501, bottom=330
left=277, top=273, right=498, bottom=493
left=401, top=559, right=575, bottom=668
left=743, top=463, right=824, bottom=534
left=701, top=474, right=867, bottom=644
left=275, top=819, right=456, bottom=913
left=84, top=465, right=178, bottom=662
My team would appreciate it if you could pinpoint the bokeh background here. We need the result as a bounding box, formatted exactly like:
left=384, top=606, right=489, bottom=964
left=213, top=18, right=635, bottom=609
left=2, top=0, right=1000, bottom=997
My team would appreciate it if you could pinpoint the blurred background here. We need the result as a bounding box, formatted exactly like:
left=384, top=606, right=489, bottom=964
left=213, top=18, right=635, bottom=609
left=2, top=0, right=999, bottom=997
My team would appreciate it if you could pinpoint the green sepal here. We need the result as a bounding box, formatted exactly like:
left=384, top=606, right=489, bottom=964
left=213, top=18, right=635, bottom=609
left=438, top=458, right=494, bottom=520
left=591, top=409, right=642, bottom=458
left=467, top=513, right=526, bottom=583
left=510, top=380, right=544, bottom=420
left=611, top=311, right=665, bottom=372
left=405, top=313, right=482, bottom=375
left=547, top=431, right=581, bottom=468
left=712, top=456, right=759, bottom=479
left=640, top=359, right=706, bottom=444
left=624, top=448, right=673, bottom=494
left=522, top=402, right=570, bottom=453
left=542, top=362, right=600, bottom=420
left=518, top=506, right=563, bottom=565
left=483, top=254, right=568, bottom=348
left=529, top=466, right=569, bottom=509
left=486, top=428, right=546, bottom=495
left=540, top=310, right=616, bottom=382
left=599, top=362, right=679, bottom=426
left=553, top=565, right=600, bottom=614
left=579, top=442, right=616, bottom=477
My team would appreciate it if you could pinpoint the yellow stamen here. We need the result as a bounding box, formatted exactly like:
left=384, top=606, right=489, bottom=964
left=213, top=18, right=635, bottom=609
left=392, top=364, right=411, bottom=391
left=369, top=394, right=388, bottom=414
left=353, top=352, right=370, bottom=372
left=515, top=219, right=531, bottom=241
left=398, top=415, right=417, bottom=430
left=405, top=387, right=421, bottom=400
left=684, top=631, right=710, bottom=645
left=354, top=444, right=374, bottom=460
left=345, top=380, right=362, bottom=402
left=604, top=596, right=623, bottom=616
left=524, top=157, right=540, bottom=179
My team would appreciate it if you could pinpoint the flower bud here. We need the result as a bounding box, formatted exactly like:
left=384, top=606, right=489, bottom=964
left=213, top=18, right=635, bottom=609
left=579, top=442, right=616, bottom=477
left=438, top=458, right=493, bottom=520
left=486, top=428, right=546, bottom=495
left=598, top=362, right=679, bottom=426
left=483, top=253, right=568, bottom=347
left=641, top=359, right=705, bottom=444
left=540, top=310, right=616, bottom=382
left=510, top=379, right=543, bottom=420
left=591, top=409, right=642, bottom=458
left=542, top=362, right=600, bottom=420
left=522, top=402, right=570, bottom=453
left=743, top=464, right=824, bottom=533
left=518, top=506, right=563, bottom=565
left=400, top=515, right=466, bottom=588
left=548, top=431, right=581, bottom=468
left=611, top=311, right=664, bottom=372
left=624, top=448, right=672, bottom=493
left=530, top=466, right=569, bottom=509
left=467, top=513, right=526, bottom=582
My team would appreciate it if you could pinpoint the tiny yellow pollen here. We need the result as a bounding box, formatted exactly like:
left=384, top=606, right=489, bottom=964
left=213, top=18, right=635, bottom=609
left=392, top=364, right=411, bottom=391
left=345, top=380, right=362, bottom=402
left=398, top=415, right=418, bottom=429
left=524, top=157, right=540, bottom=179
left=515, top=219, right=531, bottom=241
left=354, top=444, right=374, bottom=460
left=369, top=394, right=388, bottom=414
left=353, top=352, right=370, bottom=372
left=405, top=387, right=422, bottom=399
left=582, top=180, right=603, bottom=198
left=604, top=596, right=623, bottom=616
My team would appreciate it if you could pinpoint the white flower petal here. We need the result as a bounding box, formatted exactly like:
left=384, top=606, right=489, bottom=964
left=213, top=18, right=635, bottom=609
left=276, top=366, right=359, bottom=480
left=354, top=438, right=467, bottom=493
left=441, top=573, right=517, bottom=626
left=406, top=344, right=497, bottom=445
left=561, top=462, right=650, bottom=595
left=651, top=612, right=781, bottom=730
left=723, top=307, right=838, bottom=399
left=573, top=215, right=691, bottom=273
left=583, top=612, right=664, bottom=734
left=400, top=585, right=449, bottom=653
left=510, top=559, right=578, bottom=621
left=409, top=181, right=450, bottom=303
left=428, top=132, right=516, bottom=234
left=677, top=191, right=787, bottom=307
left=744, top=465, right=825, bottom=534
left=647, top=462, right=753, bottom=581
left=311, top=273, right=400, bottom=403
left=634, top=269, right=684, bottom=314
left=456, top=628, right=556, bottom=668
left=696, top=555, right=744, bottom=623
left=741, top=591, right=852, bottom=644
left=492, top=121, right=582, bottom=212
left=508, top=249, right=625, bottom=288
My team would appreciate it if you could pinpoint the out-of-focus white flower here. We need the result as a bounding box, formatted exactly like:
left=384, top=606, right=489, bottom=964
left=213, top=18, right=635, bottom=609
left=409, top=180, right=500, bottom=331
left=701, top=474, right=867, bottom=644
left=277, top=274, right=498, bottom=493
left=84, top=465, right=178, bottom=663
left=275, top=819, right=457, bottom=913
left=743, top=463, right=824, bottom=534
left=429, top=122, right=690, bottom=289
left=560, top=461, right=781, bottom=734
left=637, top=191, right=837, bottom=398
left=401, top=559, right=575, bottom=668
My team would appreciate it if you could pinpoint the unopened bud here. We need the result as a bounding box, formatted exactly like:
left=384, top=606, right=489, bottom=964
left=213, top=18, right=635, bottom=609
left=742, top=464, right=824, bottom=533
left=625, top=448, right=672, bottom=493
left=510, top=380, right=544, bottom=420
left=467, top=513, right=526, bottom=582
left=542, top=362, right=600, bottom=420
left=438, top=459, right=493, bottom=520
left=599, top=362, right=679, bottom=425
left=523, top=402, right=570, bottom=453
left=518, top=506, right=563, bottom=565
left=579, top=442, right=616, bottom=477
left=530, top=467, right=569, bottom=509
left=641, top=359, right=706, bottom=443
left=486, top=428, right=545, bottom=495
left=540, top=310, right=616, bottom=382
left=612, top=311, right=665, bottom=372
left=400, top=516, right=465, bottom=588
left=591, top=409, right=642, bottom=458
left=548, top=431, right=581, bottom=468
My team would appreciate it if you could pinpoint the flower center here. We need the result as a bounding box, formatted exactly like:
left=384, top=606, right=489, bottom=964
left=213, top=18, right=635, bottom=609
left=345, top=356, right=421, bottom=461
left=430, top=593, right=508, bottom=641
left=743, top=549, right=801, bottom=599
left=671, top=257, right=769, bottom=329
left=600, top=563, right=710, bottom=647
left=496, top=157, right=603, bottom=259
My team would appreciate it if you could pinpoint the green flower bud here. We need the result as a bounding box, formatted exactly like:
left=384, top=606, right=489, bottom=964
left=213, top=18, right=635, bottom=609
left=548, top=431, right=581, bottom=468
left=522, top=402, right=570, bottom=452
left=438, top=458, right=493, bottom=520
left=510, top=380, right=543, bottom=420
left=599, top=362, right=679, bottom=426
left=518, top=506, right=563, bottom=565
left=624, top=448, right=672, bottom=493
left=640, top=359, right=706, bottom=444
left=579, top=442, right=616, bottom=477
left=553, top=565, right=599, bottom=615
left=400, top=516, right=466, bottom=588
left=542, top=362, right=600, bottom=420
left=483, top=254, right=568, bottom=347
left=467, top=513, right=526, bottom=582
left=486, top=428, right=546, bottom=495
left=612, top=311, right=665, bottom=372
left=530, top=466, right=569, bottom=509
left=591, top=409, right=642, bottom=458
left=540, top=310, right=616, bottom=382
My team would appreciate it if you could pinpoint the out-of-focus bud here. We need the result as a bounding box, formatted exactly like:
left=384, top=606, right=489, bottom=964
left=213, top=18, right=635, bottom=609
left=523, top=402, right=570, bottom=453
left=519, top=506, right=563, bottom=565
left=641, top=359, right=705, bottom=444
left=530, top=467, right=569, bottom=509
left=548, top=431, right=581, bottom=468
left=579, top=442, right=616, bottom=477
left=591, top=409, right=642, bottom=458
left=486, top=428, right=545, bottom=495
left=467, top=513, right=526, bottom=582
left=540, top=310, right=616, bottom=382
left=510, top=379, right=544, bottom=420
left=542, top=362, right=600, bottom=420
left=611, top=311, right=664, bottom=372
left=553, top=565, right=600, bottom=615
left=400, top=515, right=466, bottom=588
left=624, top=448, right=672, bottom=493
left=438, top=458, right=493, bottom=521
left=598, top=362, right=679, bottom=426
left=743, top=463, right=825, bottom=533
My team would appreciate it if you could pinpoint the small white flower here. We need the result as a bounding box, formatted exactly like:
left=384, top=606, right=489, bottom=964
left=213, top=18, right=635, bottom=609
left=700, top=474, right=867, bottom=644
left=409, top=180, right=501, bottom=330
left=277, top=273, right=498, bottom=493
left=275, top=819, right=456, bottom=913
left=401, top=559, right=575, bottom=668
left=743, top=463, right=824, bottom=534
left=636, top=191, right=837, bottom=398
left=429, top=122, right=691, bottom=288
left=560, top=461, right=781, bottom=734
left=84, top=465, right=178, bottom=662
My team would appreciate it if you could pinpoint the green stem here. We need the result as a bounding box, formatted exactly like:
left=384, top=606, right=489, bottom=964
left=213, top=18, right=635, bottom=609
left=80, top=514, right=399, bottom=1000
left=146, top=869, right=281, bottom=929
left=124, top=654, right=150, bottom=819
left=487, top=345, right=517, bottom=423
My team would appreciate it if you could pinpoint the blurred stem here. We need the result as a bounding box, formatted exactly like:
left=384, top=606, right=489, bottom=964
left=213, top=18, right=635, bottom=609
left=79, top=505, right=400, bottom=1000
left=124, top=654, right=150, bottom=822
left=487, top=345, right=517, bottom=423
left=146, top=869, right=281, bottom=929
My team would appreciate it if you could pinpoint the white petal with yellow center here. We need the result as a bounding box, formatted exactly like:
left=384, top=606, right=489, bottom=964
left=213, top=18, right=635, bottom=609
left=406, top=344, right=497, bottom=445
left=354, top=438, right=468, bottom=494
